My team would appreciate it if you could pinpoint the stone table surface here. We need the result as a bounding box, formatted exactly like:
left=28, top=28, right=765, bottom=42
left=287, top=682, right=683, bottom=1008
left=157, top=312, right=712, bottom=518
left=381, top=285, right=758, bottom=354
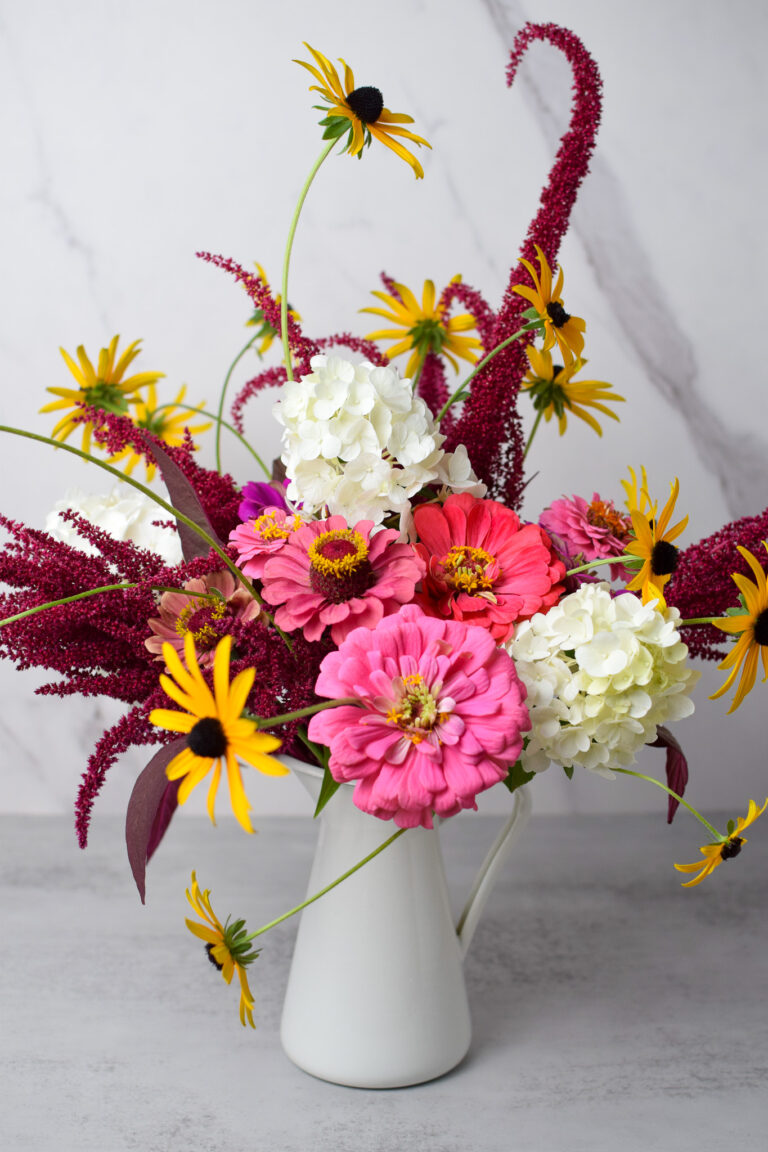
left=2, top=810, right=767, bottom=1152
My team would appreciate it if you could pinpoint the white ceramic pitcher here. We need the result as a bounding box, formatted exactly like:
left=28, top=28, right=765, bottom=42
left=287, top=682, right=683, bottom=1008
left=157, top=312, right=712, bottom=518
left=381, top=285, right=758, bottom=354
left=279, top=755, right=531, bottom=1088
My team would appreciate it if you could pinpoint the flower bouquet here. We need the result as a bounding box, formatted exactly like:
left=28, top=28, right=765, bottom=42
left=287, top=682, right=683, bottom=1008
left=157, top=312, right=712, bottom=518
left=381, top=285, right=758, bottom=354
left=2, top=23, right=767, bottom=1086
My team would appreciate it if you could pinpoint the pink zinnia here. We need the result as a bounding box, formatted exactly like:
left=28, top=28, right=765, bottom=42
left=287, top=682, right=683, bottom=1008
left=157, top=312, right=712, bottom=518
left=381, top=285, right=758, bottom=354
left=308, top=604, right=531, bottom=829
left=260, top=516, right=424, bottom=645
left=146, top=570, right=260, bottom=668
left=228, top=506, right=303, bottom=580
left=412, top=493, right=564, bottom=642
left=539, top=493, right=631, bottom=582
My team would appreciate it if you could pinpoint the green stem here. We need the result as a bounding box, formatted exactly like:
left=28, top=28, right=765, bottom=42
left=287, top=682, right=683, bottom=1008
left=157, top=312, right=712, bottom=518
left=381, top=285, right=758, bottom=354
left=153, top=401, right=270, bottom=478
left=214, top=334, right=260, bottom=473
left=0, top=425, right=263, bottom=606
left=281, top=141, right=336, bottom=382
left=523, top=408, right=544, bottom=460
left=680, top=616, right=722, bottom=627
left=435, top=325, right=530, bottom=424
left=247, top=697, right=357, bottom=729
left=245, top=827, right=406, bottom=942
left=0, top=583, right=224, bottom=629
left=565, top=554, right=634, bottom=577
left=612, top=767, right=723, bottom=841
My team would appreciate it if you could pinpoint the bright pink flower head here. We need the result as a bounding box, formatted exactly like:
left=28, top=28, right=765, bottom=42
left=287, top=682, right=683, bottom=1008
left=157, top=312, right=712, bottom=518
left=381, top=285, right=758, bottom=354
left=308, top=604, right=531, bottom=829
left=412, top=493, right=564, bottom=642
left=228, top=506, right=304, bottom=580
left=539, top=493, right=631, bottom=582
left=260, top=516, right=425, bottom=645
left=146, top=570, right=260, bottom=668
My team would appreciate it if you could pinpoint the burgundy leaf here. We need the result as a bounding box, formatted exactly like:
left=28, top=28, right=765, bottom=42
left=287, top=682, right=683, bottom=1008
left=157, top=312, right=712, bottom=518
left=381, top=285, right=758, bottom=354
left=144, top=438, right=223, bottom=561
left=650, top=726, right=689, bottom=824
left=125, top=739, right=186, bottom=903
left=146, top=777, right=182, bottom=862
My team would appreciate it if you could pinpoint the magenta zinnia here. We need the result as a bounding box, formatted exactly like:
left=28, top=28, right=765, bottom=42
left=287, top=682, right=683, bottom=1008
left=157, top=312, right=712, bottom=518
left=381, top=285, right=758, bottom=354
left=413, top=493, right=565, bottom=642
left=308, top=604, right=531, bottom=829
left=539, top=493, right=632, bottom=582
left=260, top=516, right=424, bottom=645
left=228, top=507, right=304, bottom=581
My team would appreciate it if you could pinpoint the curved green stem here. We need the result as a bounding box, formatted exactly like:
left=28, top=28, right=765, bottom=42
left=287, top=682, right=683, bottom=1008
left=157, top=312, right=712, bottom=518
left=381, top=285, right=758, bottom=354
left=523, top=408, right=544, bottom=460
left=612, top=767, right=723, bottom=841
left=245, top=827, right=406, bottom=942
left=281, top=140, right=336, bottom=382
left=214, top=334, right=260, bottom=472
left=435, top=325, right=529, bottom=424
left=680, top=616, right=722, bottom=627
left=153, top=401, right=270, bottom=477
left=247, top=697, right=357, bottom=730
left=0, top=583, right=223, bottom=630
left=565, top=554, right=634, bottom=577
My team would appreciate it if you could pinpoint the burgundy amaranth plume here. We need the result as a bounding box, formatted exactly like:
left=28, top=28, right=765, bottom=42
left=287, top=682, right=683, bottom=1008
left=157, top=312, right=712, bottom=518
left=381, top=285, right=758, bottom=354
left=445, top=23, right=603, bottom=509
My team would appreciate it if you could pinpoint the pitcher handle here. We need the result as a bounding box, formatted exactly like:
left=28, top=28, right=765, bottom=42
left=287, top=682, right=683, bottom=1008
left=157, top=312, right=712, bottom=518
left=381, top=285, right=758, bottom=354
left=455, top=786, right=532, bottom=958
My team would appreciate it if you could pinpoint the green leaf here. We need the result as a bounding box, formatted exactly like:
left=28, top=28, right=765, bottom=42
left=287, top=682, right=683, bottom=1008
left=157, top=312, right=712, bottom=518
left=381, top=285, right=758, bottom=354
left=313, top=765, right=341, bottom=818
left=727, top=818, right=736, bottom=836
left=502, top=761, right=535, bottom=795
left=563, top=765, right=574, bottom=781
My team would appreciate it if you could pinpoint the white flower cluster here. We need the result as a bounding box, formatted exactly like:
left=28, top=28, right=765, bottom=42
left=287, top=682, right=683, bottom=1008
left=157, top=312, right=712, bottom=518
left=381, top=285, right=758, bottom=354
left=46, top=486, right=183, bottom=566
left=508, top=584, right=700, bottom=777
left=273, top=354, right=484, bottom=524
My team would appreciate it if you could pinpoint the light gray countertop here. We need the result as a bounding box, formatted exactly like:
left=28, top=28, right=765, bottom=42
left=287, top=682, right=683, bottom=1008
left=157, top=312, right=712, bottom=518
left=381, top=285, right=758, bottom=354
left=2, top=810, right=766, bottom=1151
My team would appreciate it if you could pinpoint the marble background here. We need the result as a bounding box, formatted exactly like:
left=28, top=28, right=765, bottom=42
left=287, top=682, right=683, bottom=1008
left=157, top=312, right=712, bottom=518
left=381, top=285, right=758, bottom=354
left=0, top=0, right=766, bottom=823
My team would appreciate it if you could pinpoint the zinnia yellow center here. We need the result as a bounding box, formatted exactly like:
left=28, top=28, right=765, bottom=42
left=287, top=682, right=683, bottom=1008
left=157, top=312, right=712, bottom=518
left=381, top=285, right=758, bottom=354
left=308, top=529, right=369, bottom=577
left=386, top=672, right=447, bottom=744
left=176, top=599, right=227, bottom=648
left=443, top=545, right=497, bottom=595
left=254, top=509, right=299, bottom=542
left=587, top=498, right=628, bottom=538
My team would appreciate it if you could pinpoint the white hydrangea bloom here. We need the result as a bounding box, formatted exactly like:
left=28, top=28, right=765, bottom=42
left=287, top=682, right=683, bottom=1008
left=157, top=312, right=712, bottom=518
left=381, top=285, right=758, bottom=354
left=274, top=354, right=482, bottom=524
left=508, top=583, right=699, bottom=778
left=46, top=486, right=183, bottom=566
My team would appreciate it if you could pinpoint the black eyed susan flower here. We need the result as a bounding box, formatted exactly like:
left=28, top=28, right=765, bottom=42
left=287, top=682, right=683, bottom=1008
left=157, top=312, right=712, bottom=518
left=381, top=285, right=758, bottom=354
left=513, top=244, right=586, bottom=365
left=710, top=542, right=768, bottom=713
left=149, top=633, right=287, bottom=833
left=295, top=43, right=431, bottom=179
left=41, top=336, right=164, bottom=454
left=624, top=470, right=688, bottom=609
left=185, top=872, right=259, bottom=1027
left=362, top=276, right=482, bottom=378
left=108, top=383, right=212, bottom=479
left=675, top=799, right=768, bottom=887
left=521, top=346, right=624, bottom=436
left=246, top=263, right=302, bottom=355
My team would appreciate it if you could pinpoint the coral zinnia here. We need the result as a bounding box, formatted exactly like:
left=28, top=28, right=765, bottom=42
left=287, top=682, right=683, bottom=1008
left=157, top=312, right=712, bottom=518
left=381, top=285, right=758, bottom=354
left=308, top=604, right=531, bottom=829
left=41, top=335, right=164, bottom=454
left=710, top=543, right=768, bottom=713
left=361, top=276, right=482, bottom=379
left=185, top=872, right=259, bottom=1027
left=146, top=570, right=261, bottom=668
left=522, top=346, right=623, bottom=437
left=625, top=473, right=688, bottom=610
left=512, top=245, right=586, bottom=365
left=149, top=634, right=286, bottom=832
left=674, top=799, right=768, bottom=887
left=295, top=43, right=431, bottom=178
left=412, top=493, right=565, bottom=642
left=260, top=516, right=424, bottom=645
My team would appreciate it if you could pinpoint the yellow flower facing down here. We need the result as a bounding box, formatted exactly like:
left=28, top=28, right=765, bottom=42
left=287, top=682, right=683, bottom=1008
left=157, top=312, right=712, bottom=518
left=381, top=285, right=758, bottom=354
left=362, top=276, right=482, bottom=378
left=246, top=263, right=302, bottom=355
left=41, top=335, right=164, bottom=454
left=108, top=383, right=212, bottom=479
left=186, top=872, right=259, bottom=1027
left=295, top=43, right=431, bottom=178
left=512, top=244, right=586, bottom=365
left=149, top=633, right=287, bottom=833
left=710, top=542, right=768, bottom=713
left=522, top=345, right=624, bottom=436
left=675, top=799, right=768, bottom=887
left=624, top=470, right=688, bottom=609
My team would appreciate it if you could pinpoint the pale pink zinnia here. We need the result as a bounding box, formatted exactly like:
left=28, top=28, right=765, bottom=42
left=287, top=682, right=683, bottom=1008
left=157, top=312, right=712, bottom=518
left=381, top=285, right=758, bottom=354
left=412, top=493, right=565, bottom=642
left=308, top=604, right=531, bottom=828
left=228, top=505, right=303, bottom=580
left=260, top=516, right=424, bottom=645
left=146, top=570, right=260, bottom=668
left=539, top=493, right=632, bottom=582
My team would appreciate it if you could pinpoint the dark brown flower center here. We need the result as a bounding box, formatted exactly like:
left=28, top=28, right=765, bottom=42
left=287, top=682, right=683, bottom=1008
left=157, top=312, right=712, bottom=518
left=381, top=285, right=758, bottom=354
left=205, top=942, right=224, bottom=970
left=754, top=609, right=768, bottom=646
left=188, top=716, right=228, bottom=758
left=720, top=837, right=744, bottom=861
left=650, top=540, right=679, bottom=577
left=347, top=86, right=384, bottom=124
left=308, top=529, right=374, bottom=603
left=546, top=301, right=571, bottom=328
